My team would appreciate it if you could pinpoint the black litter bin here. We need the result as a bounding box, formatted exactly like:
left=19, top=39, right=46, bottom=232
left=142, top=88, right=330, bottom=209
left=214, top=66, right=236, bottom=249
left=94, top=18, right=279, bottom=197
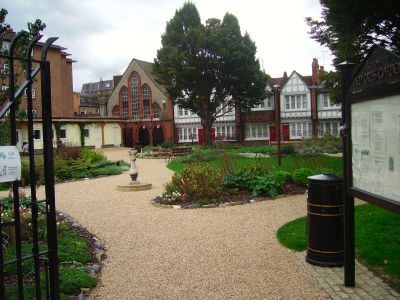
left=306, top=174, right=344, bottom=267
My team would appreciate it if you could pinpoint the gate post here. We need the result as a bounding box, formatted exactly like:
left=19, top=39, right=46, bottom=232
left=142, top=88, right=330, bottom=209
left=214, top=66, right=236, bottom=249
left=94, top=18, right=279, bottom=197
left=40, top=59, right=60, bottom=299
left=337, top=61, right=356, bottom=287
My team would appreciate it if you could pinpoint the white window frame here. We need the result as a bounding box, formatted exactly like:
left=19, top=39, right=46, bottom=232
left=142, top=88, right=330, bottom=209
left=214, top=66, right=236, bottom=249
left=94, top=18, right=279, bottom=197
left=215, top=125, right=236, bottom=140
left=252, top=95, right=273, bottom=111
left=178, top=127, right=198, bottom=142
left=290, top=122, right=312, bottom=139
left=245, top=123, right=268, bottom=141
left=318, top=121, right=340, bottom=137
left=284, top=95, right=307, bottom=110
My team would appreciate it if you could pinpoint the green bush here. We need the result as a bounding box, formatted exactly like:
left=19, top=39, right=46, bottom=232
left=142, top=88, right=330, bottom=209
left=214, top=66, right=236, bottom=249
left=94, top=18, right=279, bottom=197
left=281, top=144, right=296, bottom=155
left=238, top=158, right=271, bottom=176
left=249, top=175, right=280, bottom=197
left=171, top=164, right=224, bottom=200
left=80, top=149, right=106, bottom=163
left=20, top=158, right=45, bottom=186
left=224, top=170, right=254, bottom=190
left=59, top=267, right=96, bottom=295
left=179, top=147, right=218, bottom=163
left=161, top=141, right=174, bottom=149
left=293, top=168, right=313, bottom=186
left=321, top=144, right=339, bottom=154
left=239, top=144, right=276, bottom=155
left=298, top=146, right=323, bottom=156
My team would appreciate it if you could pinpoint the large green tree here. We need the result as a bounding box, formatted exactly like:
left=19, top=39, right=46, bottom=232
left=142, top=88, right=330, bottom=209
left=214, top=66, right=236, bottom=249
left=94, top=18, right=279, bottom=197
left=154, top=3, right=267, bottom=145
left=306, top=0, right=400, bottom=103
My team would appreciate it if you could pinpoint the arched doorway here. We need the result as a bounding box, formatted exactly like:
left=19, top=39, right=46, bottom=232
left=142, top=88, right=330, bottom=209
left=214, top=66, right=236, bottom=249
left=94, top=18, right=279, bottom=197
left=152, top=125, right=164, bottom=146
left=138, top=125, right=150, bottom=146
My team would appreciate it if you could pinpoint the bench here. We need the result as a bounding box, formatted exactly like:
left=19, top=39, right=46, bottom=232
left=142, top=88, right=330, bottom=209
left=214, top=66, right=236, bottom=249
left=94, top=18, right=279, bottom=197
left=172, top=147, right=192, bottom=157
left=158, top=148, right=172, bottom=159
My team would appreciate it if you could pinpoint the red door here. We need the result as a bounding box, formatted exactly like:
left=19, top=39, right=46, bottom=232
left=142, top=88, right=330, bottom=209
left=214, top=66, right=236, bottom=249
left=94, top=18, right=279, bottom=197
left=282, top=124, right=290, bottom=141
left=198, top=128, right=216, bottom=145
left=269, top=125, right=276, bottom=142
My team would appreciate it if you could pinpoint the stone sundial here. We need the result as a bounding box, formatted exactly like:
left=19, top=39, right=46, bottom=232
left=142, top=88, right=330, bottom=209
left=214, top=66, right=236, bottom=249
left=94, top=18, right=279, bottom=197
left=116, top=149, right=152, bottom=191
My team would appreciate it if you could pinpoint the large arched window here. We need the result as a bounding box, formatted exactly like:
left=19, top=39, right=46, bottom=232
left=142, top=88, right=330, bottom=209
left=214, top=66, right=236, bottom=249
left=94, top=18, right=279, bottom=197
left=153, top=103, right=160, bottom=119
left=120, top=88, right=128, bottom=118
left=130, top=73, right=140, bottom=119
left=142, top=85, right=151, bottom=119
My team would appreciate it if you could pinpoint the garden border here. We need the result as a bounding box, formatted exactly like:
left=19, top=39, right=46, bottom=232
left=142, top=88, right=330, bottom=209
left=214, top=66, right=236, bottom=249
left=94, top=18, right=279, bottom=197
left=151, top=192, right=306, bottom=209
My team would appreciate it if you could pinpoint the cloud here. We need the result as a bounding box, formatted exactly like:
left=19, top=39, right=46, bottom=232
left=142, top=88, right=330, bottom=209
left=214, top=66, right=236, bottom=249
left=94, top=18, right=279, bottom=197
left=2, top=0, right=334, bottom=91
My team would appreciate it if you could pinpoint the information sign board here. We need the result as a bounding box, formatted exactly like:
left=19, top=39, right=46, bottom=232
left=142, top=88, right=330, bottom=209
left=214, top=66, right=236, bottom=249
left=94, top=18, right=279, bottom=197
left=351, top=96, right=400, bottom=204
left=0, top=146, right=21, bottom=183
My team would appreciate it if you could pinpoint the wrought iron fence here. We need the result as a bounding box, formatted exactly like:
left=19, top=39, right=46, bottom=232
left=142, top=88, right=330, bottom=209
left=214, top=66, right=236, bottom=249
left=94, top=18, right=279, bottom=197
left=0, top=29, right=60, bottom=299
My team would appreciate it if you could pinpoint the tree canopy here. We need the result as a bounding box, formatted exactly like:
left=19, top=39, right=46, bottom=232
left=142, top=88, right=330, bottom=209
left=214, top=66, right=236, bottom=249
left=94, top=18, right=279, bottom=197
left=306, top=0, right=400, bottom=103
left=153, top=3, right=267, bottom=145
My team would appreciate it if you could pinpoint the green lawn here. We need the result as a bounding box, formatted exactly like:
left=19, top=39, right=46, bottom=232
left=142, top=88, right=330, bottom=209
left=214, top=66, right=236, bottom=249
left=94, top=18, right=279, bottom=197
left=167, top=154, right=343, bottom=175
left=276, top=204, right=400, bottom=290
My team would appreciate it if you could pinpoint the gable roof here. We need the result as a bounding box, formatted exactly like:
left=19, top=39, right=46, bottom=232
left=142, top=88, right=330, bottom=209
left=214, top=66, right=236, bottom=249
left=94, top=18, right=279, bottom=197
left=134, top=59, right=168, bottom=96
left=271, top=71, right=313, bottom=90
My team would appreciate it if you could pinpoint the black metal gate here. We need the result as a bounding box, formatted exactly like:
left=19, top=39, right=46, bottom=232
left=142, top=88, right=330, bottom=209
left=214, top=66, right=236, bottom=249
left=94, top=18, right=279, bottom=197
left=0, top=30, right=60, bottom=299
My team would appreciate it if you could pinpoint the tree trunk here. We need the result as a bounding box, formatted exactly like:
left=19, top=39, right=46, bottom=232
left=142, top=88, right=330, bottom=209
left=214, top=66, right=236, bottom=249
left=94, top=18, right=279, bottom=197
left=201, top=118, right=213, bottom=146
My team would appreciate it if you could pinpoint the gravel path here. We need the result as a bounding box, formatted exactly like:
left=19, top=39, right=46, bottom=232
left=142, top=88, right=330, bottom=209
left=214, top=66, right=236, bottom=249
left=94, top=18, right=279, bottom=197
left=41, top=148, right=321, bottom=299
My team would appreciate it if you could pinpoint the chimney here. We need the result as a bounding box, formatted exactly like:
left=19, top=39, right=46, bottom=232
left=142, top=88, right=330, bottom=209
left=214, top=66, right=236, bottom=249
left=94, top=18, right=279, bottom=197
left=312, top=58, right=319, bottom=85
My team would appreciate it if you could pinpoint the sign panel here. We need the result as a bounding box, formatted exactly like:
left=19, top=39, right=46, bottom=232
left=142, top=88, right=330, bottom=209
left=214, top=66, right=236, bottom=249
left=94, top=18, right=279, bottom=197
left=351, top=95, right=400, bottom=204
left=0, top=146, right=21, bottom=182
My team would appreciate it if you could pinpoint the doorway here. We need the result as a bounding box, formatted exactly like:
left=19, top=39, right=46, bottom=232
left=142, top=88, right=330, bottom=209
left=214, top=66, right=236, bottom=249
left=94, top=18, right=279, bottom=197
left=138, top=125, right=150, bottom=146
left=152, top=125, right=164, bottom=146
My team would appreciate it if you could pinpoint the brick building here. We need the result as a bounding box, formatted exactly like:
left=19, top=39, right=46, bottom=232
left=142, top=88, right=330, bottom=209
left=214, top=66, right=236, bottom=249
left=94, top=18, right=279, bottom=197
left=0, top=29, right=76, bottom=118
left=106, top=58, right=174, bottom=147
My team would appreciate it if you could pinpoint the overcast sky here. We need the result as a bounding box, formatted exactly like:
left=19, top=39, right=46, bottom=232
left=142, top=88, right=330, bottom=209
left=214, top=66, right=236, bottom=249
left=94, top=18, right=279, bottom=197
left=3, top=0, right=334, bottom=92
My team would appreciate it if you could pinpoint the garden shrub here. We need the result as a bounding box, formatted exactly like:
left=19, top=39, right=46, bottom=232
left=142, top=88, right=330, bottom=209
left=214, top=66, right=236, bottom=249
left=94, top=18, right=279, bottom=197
left=224, top=170, right=254, bottom=190
left=240, top=144, right=276, bottom=155
left=303, top=134, right=342, bottom=152
left=239, top=157, right=271, bottom=176
left=20, top=158, right=45, bottom=186
left=161, top=141, right=174, bottom=149
left=57, top=143, right=82, bottom=160
left=293, top=168, right=313, bottom=186
left=298, top=146, right=323, bottom=156
left=59, top=267, right=96, bottom=295
left=80, top=149, right=106, bottom=163
left=281, top=144, right=296, bottom=155
left=179, top=147, right=218, bottom=163
left=249, top=175, right=280, bottom=197
left=321, top=144, right=338, bottom=154
left=171, top=164, right=224, bottom=200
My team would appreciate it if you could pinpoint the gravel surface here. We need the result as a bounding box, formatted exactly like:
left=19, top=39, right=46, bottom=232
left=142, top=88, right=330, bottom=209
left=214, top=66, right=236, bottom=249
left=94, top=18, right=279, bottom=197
left=31, top=148, right=322, bottom=299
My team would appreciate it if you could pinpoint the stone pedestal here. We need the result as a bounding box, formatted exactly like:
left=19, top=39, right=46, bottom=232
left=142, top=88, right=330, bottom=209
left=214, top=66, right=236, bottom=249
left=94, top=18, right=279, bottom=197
left=116, top=149, right=152, bottom=192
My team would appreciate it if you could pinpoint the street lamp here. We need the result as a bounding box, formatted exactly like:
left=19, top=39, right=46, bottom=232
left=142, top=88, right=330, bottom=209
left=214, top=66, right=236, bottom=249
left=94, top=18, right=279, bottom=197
left=273, top=84, right=282, bottom=166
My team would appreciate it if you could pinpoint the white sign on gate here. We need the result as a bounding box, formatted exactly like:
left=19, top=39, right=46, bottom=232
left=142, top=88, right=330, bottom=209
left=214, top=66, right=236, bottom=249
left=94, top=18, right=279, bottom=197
left=0, top=146, right=21, bottom=182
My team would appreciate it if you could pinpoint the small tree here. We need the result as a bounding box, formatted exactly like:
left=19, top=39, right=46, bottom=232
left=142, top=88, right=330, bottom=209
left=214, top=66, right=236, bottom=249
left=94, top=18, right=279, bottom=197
left=154, top=3, right=267, bottom=145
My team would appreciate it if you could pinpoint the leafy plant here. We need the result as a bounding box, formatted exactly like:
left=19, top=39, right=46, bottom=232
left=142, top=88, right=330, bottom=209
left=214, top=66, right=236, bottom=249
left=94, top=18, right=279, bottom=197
left=161, top=141, right=174, bottom=149
left=80, top=149, right=106, bottom=163
left=280, top=144, right=296, bottom=155
left=293, top=168, right=313, bottom=187
left=59, top=267, right=96, bottom=295
left=223, top=170, right=254, bottom=190
left=171, top=163, right=224, bottom=201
